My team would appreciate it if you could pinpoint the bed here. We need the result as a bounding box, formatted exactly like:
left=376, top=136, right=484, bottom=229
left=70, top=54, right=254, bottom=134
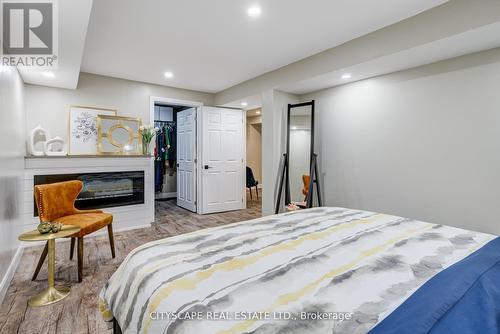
left=99, top=207, right=500, bottom=334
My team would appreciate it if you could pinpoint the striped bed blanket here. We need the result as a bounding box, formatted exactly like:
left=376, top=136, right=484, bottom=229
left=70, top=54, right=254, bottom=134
left=99, top=207, right=499, bottom=334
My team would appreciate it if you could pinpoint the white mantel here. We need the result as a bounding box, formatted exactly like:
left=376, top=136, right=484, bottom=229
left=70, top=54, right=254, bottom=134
left=22, top=156, right=154, bottom=234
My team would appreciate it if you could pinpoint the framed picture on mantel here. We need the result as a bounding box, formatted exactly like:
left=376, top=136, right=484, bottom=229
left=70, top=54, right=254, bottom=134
left=68, top=106, right=117, bottom=155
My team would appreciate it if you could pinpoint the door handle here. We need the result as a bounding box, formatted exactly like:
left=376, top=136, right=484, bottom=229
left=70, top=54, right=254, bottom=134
left=204, top=165, right=212, bottom=169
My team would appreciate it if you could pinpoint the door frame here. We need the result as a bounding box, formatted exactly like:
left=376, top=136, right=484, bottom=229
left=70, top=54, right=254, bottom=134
left=149, top=96, right=204, bottom=214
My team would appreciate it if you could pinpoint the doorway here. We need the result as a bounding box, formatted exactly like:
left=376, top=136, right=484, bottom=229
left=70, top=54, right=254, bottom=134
left=150, top=97, right=201, bottom=213
left=150, top=97, right=246, bottom=216
left=153, top=104, right=197, bottom=211
left=245, top=108, right=262, bottom=207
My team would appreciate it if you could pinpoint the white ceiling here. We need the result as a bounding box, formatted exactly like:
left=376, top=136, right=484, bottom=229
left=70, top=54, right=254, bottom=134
left=223, top=94, right=261, bottom=111
left=246, top=108, right=262, bottom=118
left=80, top=0, right=447, bottom=93
left=18, top=0, right=93, bottom=89
left=278, top=22, right=500, bottom=95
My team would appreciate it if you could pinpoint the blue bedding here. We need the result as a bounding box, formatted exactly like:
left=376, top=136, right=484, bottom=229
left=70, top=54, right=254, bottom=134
left=370, top=237, right=500, bottom=334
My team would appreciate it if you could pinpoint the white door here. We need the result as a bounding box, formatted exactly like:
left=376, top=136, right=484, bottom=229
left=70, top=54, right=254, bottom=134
left=202, top=107, right=245, bottom=214
left=177, top=108, right=196, bottom=212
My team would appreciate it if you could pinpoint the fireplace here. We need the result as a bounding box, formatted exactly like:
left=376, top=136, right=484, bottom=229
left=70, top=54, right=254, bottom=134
left=34, top=171, right=145, bottom=216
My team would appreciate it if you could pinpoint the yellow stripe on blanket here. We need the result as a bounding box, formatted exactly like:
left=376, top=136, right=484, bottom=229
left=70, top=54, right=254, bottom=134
left=118, top=210, right=355, bottom=322
left=215, top=224, right=433, bottom=334
left=143, top=214, right=385, bottom=333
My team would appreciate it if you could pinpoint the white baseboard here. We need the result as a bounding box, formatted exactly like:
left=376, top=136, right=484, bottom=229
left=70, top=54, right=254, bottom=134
left=106, top=223, right=152, bottom=234
left=0, top=245, right=24, bottom=304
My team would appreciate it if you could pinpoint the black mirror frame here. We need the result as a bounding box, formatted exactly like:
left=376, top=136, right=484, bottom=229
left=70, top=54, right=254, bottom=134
left=285, top=100, right=315, bottom=205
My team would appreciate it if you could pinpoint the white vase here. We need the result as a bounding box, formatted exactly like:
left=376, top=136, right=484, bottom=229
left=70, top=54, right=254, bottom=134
left=28, top=125, right=50, bottom=156
left=44, top=136, right=67, bottom=156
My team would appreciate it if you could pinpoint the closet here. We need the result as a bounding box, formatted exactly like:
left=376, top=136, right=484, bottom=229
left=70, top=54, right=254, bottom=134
left=154, top=104, right=187, bottom=200
left=152, top=102, right=246, bottom=214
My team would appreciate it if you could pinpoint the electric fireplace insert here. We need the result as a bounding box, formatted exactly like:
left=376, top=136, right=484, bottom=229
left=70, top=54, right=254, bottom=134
left=33, top=171, right=145, bottom=216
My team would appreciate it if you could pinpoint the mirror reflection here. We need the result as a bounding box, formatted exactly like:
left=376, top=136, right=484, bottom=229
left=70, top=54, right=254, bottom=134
left=110, top=126, right=132, bottom=147
left=288, top=106, right=312, bottom=203
left=97, top=116, right=141, bottom=155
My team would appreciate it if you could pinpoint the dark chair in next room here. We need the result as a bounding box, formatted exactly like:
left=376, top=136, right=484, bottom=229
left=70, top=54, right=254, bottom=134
left=246, top=166, right=259, bottom=200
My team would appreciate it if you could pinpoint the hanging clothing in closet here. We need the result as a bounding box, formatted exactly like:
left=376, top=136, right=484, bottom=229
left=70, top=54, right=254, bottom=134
left=167, top=124, right=176, bottom=168
left=154, top=122, right=177, bottom=193
left=155, top=127, right=167, bottom=192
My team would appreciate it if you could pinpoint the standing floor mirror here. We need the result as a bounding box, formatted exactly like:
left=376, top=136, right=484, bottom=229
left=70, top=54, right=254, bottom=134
left=275, top=100, right=322, bottom=213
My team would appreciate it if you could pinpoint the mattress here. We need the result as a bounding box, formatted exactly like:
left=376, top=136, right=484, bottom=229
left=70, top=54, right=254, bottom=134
left=99, top=207, right=500, bottom=334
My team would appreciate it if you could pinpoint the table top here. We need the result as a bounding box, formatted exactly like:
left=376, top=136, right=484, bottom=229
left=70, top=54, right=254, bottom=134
left=19, top=225, right=81, bottom=242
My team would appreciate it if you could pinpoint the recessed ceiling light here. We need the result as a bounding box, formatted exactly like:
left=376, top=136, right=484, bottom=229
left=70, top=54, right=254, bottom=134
left=256, top=111, right=261, bottom=115
left=247, top=6, right=262, bottom=18
left=342, top=73, right=352, bottom=80
left=164, top=71, right=174, bottom=79
left=241, top=102, right=248, bottom=107
left=42, top=71, right=55, bottom=78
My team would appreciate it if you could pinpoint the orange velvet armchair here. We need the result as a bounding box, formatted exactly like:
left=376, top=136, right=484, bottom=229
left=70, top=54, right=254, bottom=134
left=33, top=180, right=115, bottom=283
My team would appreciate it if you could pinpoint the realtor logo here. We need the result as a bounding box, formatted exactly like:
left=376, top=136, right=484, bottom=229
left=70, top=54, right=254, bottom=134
left=1, top=0, right=58, bottom=67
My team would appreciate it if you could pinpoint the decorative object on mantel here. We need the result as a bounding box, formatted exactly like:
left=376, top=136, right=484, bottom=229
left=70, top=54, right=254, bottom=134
left=68, top=106, right=117, bottom=155
left=28, top=125, right=50, bottom=156
left=37, top=221, right=63, bottom=234
left=139, top=124, right=158, bottom=155
left=97, top=115, right=142, bottom=155
left=44, top=136, right=67, bottom=156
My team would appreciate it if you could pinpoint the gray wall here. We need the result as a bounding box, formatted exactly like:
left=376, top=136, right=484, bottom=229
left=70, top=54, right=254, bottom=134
left=246, top=119, right=262, bottom=184
left=0, top=66, right=25, bottom=300
left=261, top=90, right=300, bottom=215
left=25, top=72, right=215, bottom=144
left=302, top=48, right=500, bottom=235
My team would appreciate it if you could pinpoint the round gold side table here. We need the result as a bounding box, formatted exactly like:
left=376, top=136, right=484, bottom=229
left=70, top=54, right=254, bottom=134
left=19, top=225, right=81, bottom=307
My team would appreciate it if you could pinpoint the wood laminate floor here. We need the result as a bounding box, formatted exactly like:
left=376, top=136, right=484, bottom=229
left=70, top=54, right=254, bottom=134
left=0, top=191, right=261, bottom=334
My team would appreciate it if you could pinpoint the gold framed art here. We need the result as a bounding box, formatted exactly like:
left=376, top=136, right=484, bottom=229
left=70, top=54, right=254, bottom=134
left=97, top=115, right=142, bottom=155
left=68, top=106, right=118, bottom=156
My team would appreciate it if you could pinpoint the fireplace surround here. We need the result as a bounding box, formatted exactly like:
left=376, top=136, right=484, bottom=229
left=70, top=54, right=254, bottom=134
left=23, top=156, right=154, bottom=232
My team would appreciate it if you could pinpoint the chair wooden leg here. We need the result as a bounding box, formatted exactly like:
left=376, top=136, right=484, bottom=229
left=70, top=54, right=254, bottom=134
left=107, top=224, right=116, bottom=259
left=32, top=241, right=48, bottom=281
left=249, top=187, right=252, bottom=200
left=69, top=237, right=75, bottom=260
left=256, top=186, right=259, bottom=199
left=77, top=237, right=84, bottom=283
